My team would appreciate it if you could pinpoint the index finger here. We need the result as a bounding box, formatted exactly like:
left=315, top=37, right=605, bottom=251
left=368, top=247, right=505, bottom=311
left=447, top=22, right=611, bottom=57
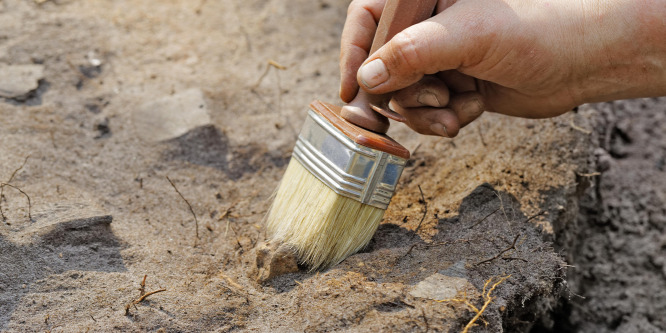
left=339, top=0, right=386, bottom=103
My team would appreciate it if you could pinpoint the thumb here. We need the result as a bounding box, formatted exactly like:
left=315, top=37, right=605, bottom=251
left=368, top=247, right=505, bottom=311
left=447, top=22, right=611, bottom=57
left=357, top=11, right=479, bottom=94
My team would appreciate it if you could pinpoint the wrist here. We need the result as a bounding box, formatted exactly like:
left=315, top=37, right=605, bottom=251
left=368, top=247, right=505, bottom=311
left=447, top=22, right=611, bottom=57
left=576, top=0, right=666, bottom=104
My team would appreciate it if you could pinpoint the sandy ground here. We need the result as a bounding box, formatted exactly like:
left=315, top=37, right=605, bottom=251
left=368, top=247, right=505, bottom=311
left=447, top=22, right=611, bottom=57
left=544, top=99, right=666, bottom=333
left=0, top=0, right=664, bottom=332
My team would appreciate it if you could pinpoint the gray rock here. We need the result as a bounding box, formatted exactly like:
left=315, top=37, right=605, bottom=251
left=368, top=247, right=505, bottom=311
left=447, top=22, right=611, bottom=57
left=132, top=88, right=212, bottom=142
left=409, top=261, right=476, bottom=301
left=0, top=64, right=45, bottom=99
left=255, top=241, right=300, bottom=283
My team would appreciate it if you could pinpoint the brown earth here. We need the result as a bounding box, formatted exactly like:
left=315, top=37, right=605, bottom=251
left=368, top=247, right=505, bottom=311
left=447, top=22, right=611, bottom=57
left=0, top=0, right=664, bottom=332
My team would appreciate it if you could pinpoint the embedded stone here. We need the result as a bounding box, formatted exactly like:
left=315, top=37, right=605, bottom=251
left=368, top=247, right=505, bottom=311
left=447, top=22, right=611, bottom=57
left=0, top=64, right=45, bottom=99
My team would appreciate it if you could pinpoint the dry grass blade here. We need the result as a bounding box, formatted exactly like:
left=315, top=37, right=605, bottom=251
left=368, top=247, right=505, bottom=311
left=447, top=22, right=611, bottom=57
left=1, top=155, right=32, bottom=222
left=570, top=117, right=592, bottom=134
left=166, top=176, right=199, bottom=243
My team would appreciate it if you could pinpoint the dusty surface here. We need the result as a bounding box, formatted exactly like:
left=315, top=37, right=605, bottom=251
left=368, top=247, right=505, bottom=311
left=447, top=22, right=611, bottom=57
left=0, top=0, right=663, bottom=332
left=538, top=99, right=666, bottom=333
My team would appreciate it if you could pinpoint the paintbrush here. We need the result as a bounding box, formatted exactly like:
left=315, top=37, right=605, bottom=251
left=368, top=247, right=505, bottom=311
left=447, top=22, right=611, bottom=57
left=266, top=0, right=437, bottom=270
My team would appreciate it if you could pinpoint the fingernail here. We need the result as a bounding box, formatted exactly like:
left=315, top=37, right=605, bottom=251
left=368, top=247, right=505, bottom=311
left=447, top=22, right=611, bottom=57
left=359, top=59, right=388, bottom=89
left=430, top=123, right=448, bottom=137
left=417, top=92, right=441, bottom=107
left=463, top=98, right=484, bottom=116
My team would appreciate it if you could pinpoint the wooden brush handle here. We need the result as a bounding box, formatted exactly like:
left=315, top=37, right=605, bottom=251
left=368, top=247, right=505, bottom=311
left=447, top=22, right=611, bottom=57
left=312, top=100, right=410, bottom=159
left=369, top=0, right=438, bottom=54
left=341, top=0, right=438, bottom=133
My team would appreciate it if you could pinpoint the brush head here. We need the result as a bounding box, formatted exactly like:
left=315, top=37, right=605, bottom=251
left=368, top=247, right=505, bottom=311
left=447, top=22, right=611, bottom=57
left=266, top=159, right=385, bottom=270
left=266, top=101, right=409, bottom=270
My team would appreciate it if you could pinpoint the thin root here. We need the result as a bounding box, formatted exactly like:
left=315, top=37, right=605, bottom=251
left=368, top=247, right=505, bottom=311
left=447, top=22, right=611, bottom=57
left=1, top=155, right=32, bottom=222
left=0, top=183, right=32, bottom=222
left=166, top=176, right=199, bottom=245
left=476, top=234, right=521, bottom=265
left=437, top=275, right=511, bottom=333
left=412, top=185, right=428, bottom=237
left=464, top=275, right=511, bottom=332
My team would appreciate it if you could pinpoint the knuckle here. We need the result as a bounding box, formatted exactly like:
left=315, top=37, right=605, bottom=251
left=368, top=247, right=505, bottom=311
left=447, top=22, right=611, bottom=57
left=387, top=30, right=424, bottom=73
left=406, top=121, right=429, bottom=135
left=347, top=0, right=372, bottom=16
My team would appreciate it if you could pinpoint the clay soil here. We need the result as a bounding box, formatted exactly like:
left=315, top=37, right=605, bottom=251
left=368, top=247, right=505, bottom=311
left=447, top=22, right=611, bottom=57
left=0, top=0, right=664, bottom=332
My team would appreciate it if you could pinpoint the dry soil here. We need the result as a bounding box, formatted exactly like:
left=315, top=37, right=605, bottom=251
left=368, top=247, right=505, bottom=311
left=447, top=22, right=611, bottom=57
left=0, top=1, right=664, bottom=332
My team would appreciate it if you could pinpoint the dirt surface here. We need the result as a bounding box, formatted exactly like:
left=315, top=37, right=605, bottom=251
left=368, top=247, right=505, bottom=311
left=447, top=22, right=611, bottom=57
left=539, top=99, right=666, bottom=333
left=0, top=0, right=663, bottom=332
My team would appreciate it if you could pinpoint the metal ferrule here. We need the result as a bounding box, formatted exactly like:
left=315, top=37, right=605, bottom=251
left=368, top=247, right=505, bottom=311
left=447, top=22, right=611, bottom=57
left=292, top=108, right=407, bottom=210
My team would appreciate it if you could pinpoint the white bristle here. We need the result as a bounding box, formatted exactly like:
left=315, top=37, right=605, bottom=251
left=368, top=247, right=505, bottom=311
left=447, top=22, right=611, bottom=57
left=266, top=158, right=385, bottom=270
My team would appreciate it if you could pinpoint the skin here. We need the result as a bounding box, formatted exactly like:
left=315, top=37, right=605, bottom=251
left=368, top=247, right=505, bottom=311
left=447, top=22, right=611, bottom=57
left=339, top=0, right=666, bottom=137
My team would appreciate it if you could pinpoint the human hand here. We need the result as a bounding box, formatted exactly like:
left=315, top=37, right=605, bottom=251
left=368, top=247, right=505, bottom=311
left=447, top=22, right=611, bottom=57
left=340, top=0, right=666, bottom=137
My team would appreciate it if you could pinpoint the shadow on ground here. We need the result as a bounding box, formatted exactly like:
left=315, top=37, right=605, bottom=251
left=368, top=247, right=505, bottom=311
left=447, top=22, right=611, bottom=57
left=163, top=125, right=290, bottom=180
left=0, top=212, right=125, bottom=328
left=265, top=183, right=566, bottom=332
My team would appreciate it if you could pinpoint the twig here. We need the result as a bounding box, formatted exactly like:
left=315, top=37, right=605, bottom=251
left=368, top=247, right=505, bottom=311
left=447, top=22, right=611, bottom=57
left=503, top=257, right=528, bottom=262
left=166, top=176, right=199, bottom=243
left=139, top=274, right=147, bottom=296
left=125, top=275, right=167, bottom=315
left=476, top=234, right=521, bottom=265
left=467, top=208, right=499, bottom=229
left=1, top=156, right=31, bottom=222
left=412, top=185, right=428, bottom=237
left=135, top=288, right=167, bottom=303
left=523, top=210, right=546, bottom=224
left=401, top=243, right=419, bottom=259
left=0, top=183, right=32, bottom=221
